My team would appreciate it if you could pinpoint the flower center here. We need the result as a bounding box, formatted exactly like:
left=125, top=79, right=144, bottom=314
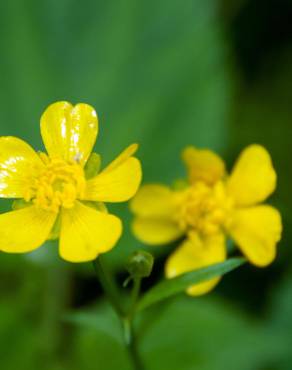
left=174, top=181, right=233, bottom=236
left=25, top=154, right=86, bottom=212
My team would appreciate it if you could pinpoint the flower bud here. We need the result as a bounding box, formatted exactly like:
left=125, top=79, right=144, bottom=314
left=126, top=250, right=154, bottom=279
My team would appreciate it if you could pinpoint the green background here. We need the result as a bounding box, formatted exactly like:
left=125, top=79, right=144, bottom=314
left=0, top=0, right=292, bottom=369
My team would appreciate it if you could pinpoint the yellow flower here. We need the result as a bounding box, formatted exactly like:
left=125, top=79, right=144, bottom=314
left=130, top=145, right=282, bottom=295
left=0, top=101, right=142, bottom=262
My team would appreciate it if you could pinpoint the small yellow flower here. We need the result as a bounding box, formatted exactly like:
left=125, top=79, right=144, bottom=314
left=130, top=145, right=282, bottom=295
left=0, top=101, right=142, bottom=262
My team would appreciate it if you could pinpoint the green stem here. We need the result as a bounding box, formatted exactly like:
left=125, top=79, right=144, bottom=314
left=39, top=264, right=72, bottom=370
left=129, top=278, right=141, bottom=319
left=92, top=257, right=124, bottom=316
left=124, top=277, right=144, bottom=370
left=92, top=258, right=144, bottom=370
left=122, top=317, right=144, bottom=370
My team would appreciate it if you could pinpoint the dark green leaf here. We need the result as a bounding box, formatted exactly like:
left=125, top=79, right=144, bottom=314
left=137, top=258, right=245, bottom=311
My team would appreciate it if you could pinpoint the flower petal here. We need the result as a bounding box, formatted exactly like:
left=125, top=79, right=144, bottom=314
left=0, top=206, right=57, bottom=253
left=103, top=143, right=138, bottom=173
left=59, top=201, right=122, bottom=262
left=83, top=145, right=142, bottom=202
left=130, top=184, right=176, bottom=218
left=132, top=217, right=183, bottom=245
left=227, top=145, right=276, bottom=206
left=0, top=136, right=44, bottom=198
left=182, top=146, right=225, bottom=185
left=165, top=232, right=226, bottom=296
left=228, top=205, right=282, bottom=267
left=40, top=101, right=98, bottom=166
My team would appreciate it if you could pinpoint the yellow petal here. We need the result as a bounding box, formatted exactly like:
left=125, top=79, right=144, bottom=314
left=0, top=206, right=57, bottom=253
left=83, top=146, right=142, bottom=202
left=182, top=146, right=225, bottom=185
left=130, top=184, right=176, bottom=218
left=40, top=101, right=98, bottom=166
left=228, top=205, right=282, bottom=267
left=132, top=217, right=183, bottom=245
left=102, top=143, right=138, bottom=173
left=0, top=136, right=44, bottom=198
left=165, top=232, right=226, bottom=296
left=59, top=201, right=122, bottom=262
left=227, top=145, right=276, bottom=206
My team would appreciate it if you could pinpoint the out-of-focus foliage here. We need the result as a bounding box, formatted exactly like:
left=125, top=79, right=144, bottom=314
left=0, top=0, right=292, bottom=369
left=65, top=295, right=290, bottom=370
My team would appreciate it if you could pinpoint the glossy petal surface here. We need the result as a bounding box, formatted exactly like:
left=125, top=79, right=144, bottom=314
left=40, top=101, right=98, bottom=166
left=0, top=136, right=44, bottom=198
left=102, top=143, right=138, bottom=173
left=84, top=145, right=142, bottom=202
left=0, top=206, right=56, bottom=252
left=59, top=201, right=122, bottom=262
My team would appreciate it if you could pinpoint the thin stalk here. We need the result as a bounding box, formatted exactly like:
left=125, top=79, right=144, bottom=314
left=92, top=258, right=144, bottom=370
left=128, top=278, right=141, bottom=320
left=124, top=277, right=144, bottom=370
left=39, top=264, right=72, bottom=370
left=92, top=257, right=124, bottom=316
left=122, top=317, right=144, bottom=370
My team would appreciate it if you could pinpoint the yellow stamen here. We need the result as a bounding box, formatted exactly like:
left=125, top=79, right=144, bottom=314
left=174, top=181, right=233, bottom=236
left=25, top=154, right=86, bottom=213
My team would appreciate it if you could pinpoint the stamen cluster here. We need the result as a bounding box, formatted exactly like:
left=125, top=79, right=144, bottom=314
left=25, top=154, right=86, bottom=212
left=174, top=181, right=233, bottom=235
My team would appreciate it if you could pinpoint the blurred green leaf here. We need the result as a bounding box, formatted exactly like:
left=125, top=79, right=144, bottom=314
left=70, top=295, right=286, bottom=370
left=0, top=301, right=38, bottom=370
left=139, top=296, right=284, bottom=370
left=64, top=302, right=123, bottom=345
left=137, top=258, right=245, bottom=311
left=265, top=269, right=292, bottom=370
left=69, top=302, right=131, bottom=370
left=268, top=269, right=292, bottom=333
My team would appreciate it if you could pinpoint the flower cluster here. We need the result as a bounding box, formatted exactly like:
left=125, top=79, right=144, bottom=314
left=0, top=101, right=283, bottom=298
left=131, top=145, right=282, bottom=295
left=0, top=101, right=142, bottom=262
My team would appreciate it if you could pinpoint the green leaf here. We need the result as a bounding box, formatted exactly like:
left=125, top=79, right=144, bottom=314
left=139, top=296, right=284, bottom=370
left=64, top=303, right=123, bottom=345
left=265, top=269, right=292, bottom=370
left=137, top=258, right=245, bottom=311
left=68, top=303, right=131, bottom=370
